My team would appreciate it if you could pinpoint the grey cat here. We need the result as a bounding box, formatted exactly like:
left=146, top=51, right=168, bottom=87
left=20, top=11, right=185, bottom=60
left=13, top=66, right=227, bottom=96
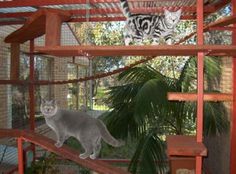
left=40, top=99, right=124, bottom=159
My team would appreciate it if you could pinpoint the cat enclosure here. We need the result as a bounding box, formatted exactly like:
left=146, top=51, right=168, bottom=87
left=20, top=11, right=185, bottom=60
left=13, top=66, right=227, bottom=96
left=0, top=0, right=235, bottom=174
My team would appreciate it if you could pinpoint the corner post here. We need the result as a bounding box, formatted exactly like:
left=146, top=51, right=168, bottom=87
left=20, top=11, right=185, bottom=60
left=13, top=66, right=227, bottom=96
left=196, top=0, right=204, bottom=173
left=231, top=0, right=236, bottom=173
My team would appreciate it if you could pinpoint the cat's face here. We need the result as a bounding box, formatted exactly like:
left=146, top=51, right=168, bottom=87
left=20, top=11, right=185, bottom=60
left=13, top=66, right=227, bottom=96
left=164, top=9, right=181, bottom=27
left=40, top=99, right=58, bottom=117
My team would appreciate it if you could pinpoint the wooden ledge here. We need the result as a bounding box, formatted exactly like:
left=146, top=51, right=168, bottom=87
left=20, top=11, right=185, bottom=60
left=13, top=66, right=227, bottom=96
left=4, top=8, right=71, bottom=43
left=35, top=45, right=236, bottom=57
left=166, top=135, right=207, bottom=157
left=168, top=92, right=233, bottom=101
left=0, top=129, right=130, bottom=174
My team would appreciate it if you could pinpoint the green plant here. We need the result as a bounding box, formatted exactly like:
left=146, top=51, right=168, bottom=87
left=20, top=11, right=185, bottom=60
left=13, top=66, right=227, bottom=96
left=25, top=153, right=59, bottom=174
left=103, top=57, right=229, bottom=174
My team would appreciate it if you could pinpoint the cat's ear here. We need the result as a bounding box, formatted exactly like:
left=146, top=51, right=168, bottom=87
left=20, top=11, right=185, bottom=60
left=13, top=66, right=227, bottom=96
left=51, top=99, right=57, bottom=105
left=176, top=8, right=182, bottom=15
left=164, top=9, right=170, bottom=16
left=41, top=98, right=46, bottom=104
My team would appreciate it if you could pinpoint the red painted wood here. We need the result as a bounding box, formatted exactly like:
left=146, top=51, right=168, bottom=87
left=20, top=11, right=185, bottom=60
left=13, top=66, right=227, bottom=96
left=10, top=43, right=20, bottom=80
left=196, top=0, right=204, bottom=173
left=17, top=138, right=24, bottom=174
left=206, top=15, right=236, bottom=28
left=177, top=15, right=236, bottom=44
left=29, top=40, right=35, bottom=131
left=4, top=8, right=71, bottom=43
left=0, top=129, right=131, bottom=174
left=0, top=0, right=222, bottom=11
left=231, top=1, right=236, bottom=174
left=0, top=6, right=213, bottom=19
left=166, top=135, right=207, bottom=157
left=208, top=26, right=236, bottom=31
left=34, top=45, right=236, bottom=57
left=167, top=92, right=233, bottom=101
left=45, top=12, right=62, bottom=46
left=0, top=20, right=25, bottom=26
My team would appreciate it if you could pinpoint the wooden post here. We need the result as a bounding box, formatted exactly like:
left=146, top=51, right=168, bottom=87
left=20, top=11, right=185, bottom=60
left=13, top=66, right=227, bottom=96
left=10, top=43, right=20, bottom=80
left=29, top=39, right=35, bottom=131
left=17, top=137, right=24, bottom=174
left=29, top=39, right=36, bottom=162
left=196, top=0, right=204, bottom=173
left=45, top=12, right=62, bottom=46
left=231, top=1, right=236, bottom=173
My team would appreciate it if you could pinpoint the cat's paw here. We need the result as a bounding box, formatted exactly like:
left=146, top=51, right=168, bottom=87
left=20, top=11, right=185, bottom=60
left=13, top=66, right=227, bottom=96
left=54, top=142, right=63, bottom=148
left=151, top=42, right=159, bottom=45
left=79, top=153, right=89, bottom=159
left=89, top=154, right=97, bottom=160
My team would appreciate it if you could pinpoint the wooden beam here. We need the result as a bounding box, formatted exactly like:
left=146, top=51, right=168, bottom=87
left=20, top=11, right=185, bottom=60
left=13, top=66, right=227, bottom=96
left=0, top=129, right=131, bottom=174
left=231, top=1, right=236, bottom=174
left=0, top=0, right=220, bottom=11
left=4, top=8, right=71, bottom=43
left=17, top=138, right=24, bottom=174
left=45, top=12, right=62, bottom=46
left=196, top=0, right=204, bottom=173
left=166, top=135, right=207, bottom=157
left=10, top=43, right=20, bottom=80
left=167, top=92, right=233, bottom=101
left=0, top=6, right=214, bottom=19
left=178, top=15, right=236, bottom=44
left=34, top=45, right=236, bottom=57
left=206, top=15, right=236, bottom=28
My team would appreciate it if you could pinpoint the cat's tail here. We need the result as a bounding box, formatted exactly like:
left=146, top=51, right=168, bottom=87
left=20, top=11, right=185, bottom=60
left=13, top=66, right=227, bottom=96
left=97, top=120, right=124, bottom=147
left=120, top=0, right=131, bottom=18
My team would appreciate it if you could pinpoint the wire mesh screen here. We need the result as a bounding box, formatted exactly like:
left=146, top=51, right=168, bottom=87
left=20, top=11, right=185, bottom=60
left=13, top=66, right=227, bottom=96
left=0, top=23, right=91, bottom=173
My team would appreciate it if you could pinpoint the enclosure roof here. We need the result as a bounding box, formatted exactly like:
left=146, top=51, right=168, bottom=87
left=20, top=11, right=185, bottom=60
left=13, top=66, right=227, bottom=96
left=0, top=0, right=230, bottom=25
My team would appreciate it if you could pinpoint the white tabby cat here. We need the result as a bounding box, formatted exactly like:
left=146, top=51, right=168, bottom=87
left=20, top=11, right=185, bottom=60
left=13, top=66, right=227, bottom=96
left=40, top=99, right=124, bottom=159
left=120, top=0, right=181, bottom=45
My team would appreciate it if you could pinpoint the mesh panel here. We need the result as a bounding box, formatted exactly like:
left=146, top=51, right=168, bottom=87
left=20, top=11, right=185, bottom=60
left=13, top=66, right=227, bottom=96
left=0, top=23, right=89, bottom=173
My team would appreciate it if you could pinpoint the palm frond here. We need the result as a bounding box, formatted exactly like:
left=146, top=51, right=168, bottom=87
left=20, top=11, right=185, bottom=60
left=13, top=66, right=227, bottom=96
left=128, top=131, right=167, bottom=174
left=134, top=79, right=169, bottom=124
left=118, top=66, right=162, bottom=83
left=204, top=102, right=229, bottom=136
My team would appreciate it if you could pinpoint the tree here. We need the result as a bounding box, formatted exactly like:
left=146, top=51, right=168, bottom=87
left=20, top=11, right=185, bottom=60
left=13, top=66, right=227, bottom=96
left=72, top=22, right=126, bottom=97
left=103, top=56, right=229, bottom=174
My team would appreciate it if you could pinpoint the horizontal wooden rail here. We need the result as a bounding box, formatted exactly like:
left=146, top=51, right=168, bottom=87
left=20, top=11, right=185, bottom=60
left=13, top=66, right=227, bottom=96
left=177, top=14, right=236, bottom=44
left=0, top=129, right=130, bottom=174
left=168, top=92, right=233, bottom=101
left=166, top=135, right=207, bottom=157
left=35, top=45, right=236, bottom=57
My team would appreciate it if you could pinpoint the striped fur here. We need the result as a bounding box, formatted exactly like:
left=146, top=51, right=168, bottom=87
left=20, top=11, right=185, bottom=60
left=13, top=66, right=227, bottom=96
left=120, top=0, right=181, bottom=45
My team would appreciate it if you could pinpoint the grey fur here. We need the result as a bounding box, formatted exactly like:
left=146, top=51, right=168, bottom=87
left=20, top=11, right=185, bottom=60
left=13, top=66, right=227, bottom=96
left=40, top=100, right=124, bottom=159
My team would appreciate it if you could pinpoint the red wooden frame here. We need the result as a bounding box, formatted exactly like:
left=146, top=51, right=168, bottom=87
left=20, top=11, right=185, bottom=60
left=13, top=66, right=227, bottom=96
left=0, top=0, right=235, bottom=173
left=196, top=0, right=204, bottom=173
left=168, top=93, right=233, bottom=101
left=34, top=45, right=236, bottom=57
left=0, top=0, right=230, bottom=25
left=0, top=129, right=131, bottom=174
left=231, top=1, right=236, bottom=174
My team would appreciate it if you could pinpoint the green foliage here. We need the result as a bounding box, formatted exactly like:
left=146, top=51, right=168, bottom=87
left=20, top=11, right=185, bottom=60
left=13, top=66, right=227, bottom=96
left=25, top=153, right=59, bottom=174
left=128, top=131, right=166, bottom=174
left=103, top=56, right=230, bottom=174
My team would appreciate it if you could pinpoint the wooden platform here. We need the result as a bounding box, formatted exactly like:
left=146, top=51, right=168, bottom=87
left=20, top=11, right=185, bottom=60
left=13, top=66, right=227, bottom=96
left=0, top=129, right=130, bottom=174
left=166, top=135, right=207, bottom=157
left=34, top=45, right=236, bottom=57
left=4, top=8, right=71, bottom=44
left=168, top=92, right=233, bottom=101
